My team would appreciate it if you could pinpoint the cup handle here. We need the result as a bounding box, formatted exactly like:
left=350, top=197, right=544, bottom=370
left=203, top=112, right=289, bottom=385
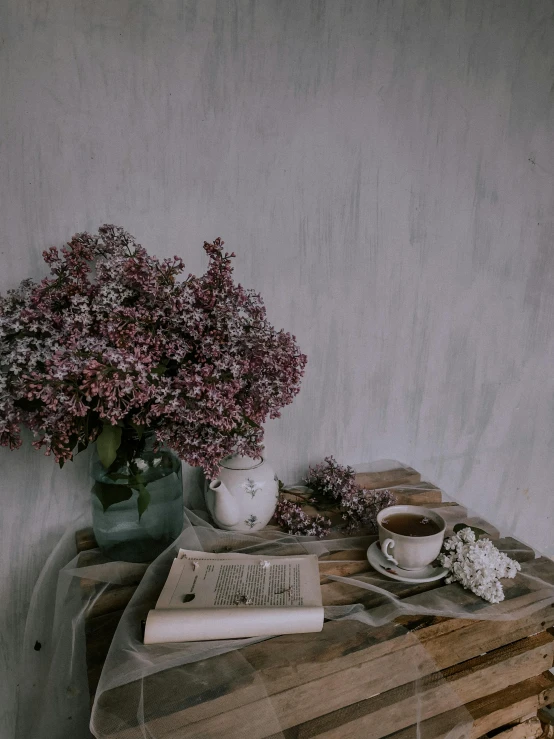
left=382, top=538, right=398, bottom=565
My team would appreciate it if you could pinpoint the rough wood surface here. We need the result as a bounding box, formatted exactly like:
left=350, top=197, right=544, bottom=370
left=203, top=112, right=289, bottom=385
left=85, top=609, right=126, bottom=701
left=386, top=671, right=554, bottom=739
left=483, top=717, right=543, bottom=739
left=85, top=584, right=140, bottom=620
left=76, top=527, right=99, bottom=553
left=79, top=475, right=554, bottom=739
left=93, top=583, right=554, bottom=738
left=85, top=551, right=554, bottom=715
left=264, top=633, right=554, bottom=739
left=353, top=465, right=422, bottom=490
left=110, top=632, right=554, bottom=739
left=386, top=482, right=443, bottom=506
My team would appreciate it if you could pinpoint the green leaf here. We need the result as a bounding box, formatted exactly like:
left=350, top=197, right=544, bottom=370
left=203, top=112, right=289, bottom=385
left=96, top=424, right=122, bottom=469
left=136, top=483, right=151, bottom=521
left=129, top=422, right=145, bottom=440
left=453, top=523, right=489, bottom=538
left=68, top=433, right=79, bottom=453
left=93, top=481, right=133, bottom=512
left=241, top=414, right=261, bottom=429
left=150, top=364, right=167, bottom=376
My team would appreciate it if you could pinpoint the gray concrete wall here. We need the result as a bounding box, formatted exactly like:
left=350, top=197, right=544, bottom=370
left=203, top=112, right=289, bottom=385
left=1, top=2, right=553, bottom=735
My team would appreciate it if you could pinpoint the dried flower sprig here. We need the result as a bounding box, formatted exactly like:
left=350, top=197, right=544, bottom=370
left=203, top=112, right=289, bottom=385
left=339, top=486, right=397, bottom=533
left=305, top=456, right=396, bottom=533
left=274, top=498, right=332, bottom=538
left=0, top=226, right=307, bottom=479
left=439, top=527, right=521, bottom=604
left=304, top=456, right=356, bottom=502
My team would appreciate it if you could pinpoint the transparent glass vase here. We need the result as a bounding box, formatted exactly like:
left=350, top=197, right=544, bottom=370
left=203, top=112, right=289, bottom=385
left=90, top=432, right=184, bottom=562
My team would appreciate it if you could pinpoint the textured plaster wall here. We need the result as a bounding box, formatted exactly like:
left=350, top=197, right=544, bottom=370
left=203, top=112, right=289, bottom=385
left=1, top=1, right=554, bottom=735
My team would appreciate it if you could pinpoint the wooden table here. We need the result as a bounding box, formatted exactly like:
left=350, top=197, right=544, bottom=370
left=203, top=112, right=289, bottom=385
left=76, top=464, right=554, bottom=739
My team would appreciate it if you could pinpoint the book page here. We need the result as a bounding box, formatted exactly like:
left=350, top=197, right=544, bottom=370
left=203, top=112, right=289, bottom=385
left=144, top=551, right=323, bottom=644
left=156, top=552, right=321, bottom=609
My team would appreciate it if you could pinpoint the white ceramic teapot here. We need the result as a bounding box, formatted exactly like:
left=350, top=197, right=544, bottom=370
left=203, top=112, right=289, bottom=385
left=205, top=455, right=279, bottom=532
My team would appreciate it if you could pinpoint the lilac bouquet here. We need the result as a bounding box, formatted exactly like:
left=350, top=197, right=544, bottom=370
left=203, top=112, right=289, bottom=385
left=0, top=226, right=307, bottom=480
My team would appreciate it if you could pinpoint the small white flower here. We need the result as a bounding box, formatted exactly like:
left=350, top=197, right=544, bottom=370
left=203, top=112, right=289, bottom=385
left=135, top=459, right=149, bottom=471
left=234, top=594, right=253, bottom=606
left=439, top=527, right=521, bottom=604
left=259, top=560, right=271, bottom=569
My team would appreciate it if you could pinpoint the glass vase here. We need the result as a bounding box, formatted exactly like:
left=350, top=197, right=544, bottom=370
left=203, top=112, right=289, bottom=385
left=90, top=431, right=183, bottom=562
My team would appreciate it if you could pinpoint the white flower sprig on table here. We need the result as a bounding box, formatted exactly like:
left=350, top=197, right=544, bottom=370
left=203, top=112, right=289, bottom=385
left=438, top=527, right=521, bottom=604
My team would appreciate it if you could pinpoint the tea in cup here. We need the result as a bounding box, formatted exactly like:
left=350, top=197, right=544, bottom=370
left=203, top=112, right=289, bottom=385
left=377, top=505, right=446, bottom=570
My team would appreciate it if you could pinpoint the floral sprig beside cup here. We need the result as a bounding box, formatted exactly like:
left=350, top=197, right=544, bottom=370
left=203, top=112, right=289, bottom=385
left=439, top=527, right=521, bottom=604
left=306, top=457, right=396, bottom=534
left=275, top=457, right=396, bottom=537
left=274, top=498, right=332, bottom=538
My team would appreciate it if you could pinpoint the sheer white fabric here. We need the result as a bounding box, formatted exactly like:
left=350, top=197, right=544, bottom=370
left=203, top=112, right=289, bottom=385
left=16, top=464, right=554, bottom=739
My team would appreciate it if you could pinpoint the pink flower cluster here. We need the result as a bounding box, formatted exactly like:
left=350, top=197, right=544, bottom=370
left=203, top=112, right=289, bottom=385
left=305, top=456, right=396, bottom=533
left=274, top=498, right=331, bottom=538
left=0, top=226, right=307, bottom=476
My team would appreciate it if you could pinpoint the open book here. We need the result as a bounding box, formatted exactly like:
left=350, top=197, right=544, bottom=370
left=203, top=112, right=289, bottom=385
left=143, top=549, right=324, bottom=644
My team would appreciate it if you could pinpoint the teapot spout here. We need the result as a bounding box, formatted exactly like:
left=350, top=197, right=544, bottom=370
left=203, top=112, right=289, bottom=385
left=208, top=479, right=240, bottom=527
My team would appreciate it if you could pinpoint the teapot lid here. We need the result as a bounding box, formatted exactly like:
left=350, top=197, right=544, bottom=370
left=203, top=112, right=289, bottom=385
left=220, top=454, right=264, bottom=471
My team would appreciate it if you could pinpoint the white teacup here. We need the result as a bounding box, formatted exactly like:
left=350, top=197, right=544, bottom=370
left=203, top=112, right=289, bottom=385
left=377, top=505, right=446, bottom=571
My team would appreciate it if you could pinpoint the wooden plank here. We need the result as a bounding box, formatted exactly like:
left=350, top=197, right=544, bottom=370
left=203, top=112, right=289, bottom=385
left=94, top=594, right=554, bottom=739
left=88, top=549, right=554, bottom=735
left=268, top=632, right=554, bottom=739
left=318, top=549, right=369, bottom=562
left=78, top=548, right=112, bottom=568
left=82, top=537, right=547, bottom=706
left=320, top=571, right=440, bottom=606
left=76, top=527, right=98, bottom=552
left=320, top=529, right=531, bottom=587
left=366, top=564, right=554, bottom=634
left=81, top=488, right=548, bottom=732
left=89, top=554, right=554, bottom=694
left=389, top=483, right=442, bottom=506
left=85, top=584, right=139, bottom=620
left=495, top=538, right=536, bottom=563
left=386, top=671, right=554, bottom=739
left=85, top=609, right=126, bottom=699
left=354, top=465, right=422, bottom=490
left=79, top=550, right=148, bottom=595
left=79, top=525, right=534, bottom=622
left=434, top=504, right=500, bottom=539
left=84, top=548, right=376, bottom=621
left=483, top=717, right=543, bottom=739
left=318, top=535, right=534, bottom=576
left=77, top=498, right=498, bottom=622
left=322, top=548, right=552, bottom=612
left=81, top=543, right=438, bottom=622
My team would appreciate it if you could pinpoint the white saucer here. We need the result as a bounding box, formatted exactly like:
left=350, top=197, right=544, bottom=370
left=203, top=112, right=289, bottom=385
left=367, top=541, right=448, bottom=584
